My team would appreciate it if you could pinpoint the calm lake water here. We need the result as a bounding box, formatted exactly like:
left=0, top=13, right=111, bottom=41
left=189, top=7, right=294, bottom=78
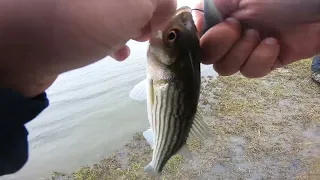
left=2, top=41, right=151, bottom=180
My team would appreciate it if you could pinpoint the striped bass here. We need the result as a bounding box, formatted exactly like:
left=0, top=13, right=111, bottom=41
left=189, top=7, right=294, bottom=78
left=129, top=6, right=214, bottom=179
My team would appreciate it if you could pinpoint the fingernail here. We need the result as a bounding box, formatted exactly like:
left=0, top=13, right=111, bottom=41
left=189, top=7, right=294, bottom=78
left=264, top=37, right=278, bottom=45
left=126, top=47, right=131, bottom=56
left=225, top=17, right=239, bottom=24
left=272, top=59, right=283, bottom=70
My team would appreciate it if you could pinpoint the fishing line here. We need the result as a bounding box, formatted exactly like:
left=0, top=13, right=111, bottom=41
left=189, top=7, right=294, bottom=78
left=191, top=8, right=204, bottom=13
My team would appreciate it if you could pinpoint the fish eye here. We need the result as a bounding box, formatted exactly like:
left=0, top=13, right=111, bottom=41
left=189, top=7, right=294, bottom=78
left=167, top=30, right=177, bottom=43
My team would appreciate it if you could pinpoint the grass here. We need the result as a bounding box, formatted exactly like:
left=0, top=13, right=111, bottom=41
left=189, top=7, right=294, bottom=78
left=47, top=58, right=319, bottom=180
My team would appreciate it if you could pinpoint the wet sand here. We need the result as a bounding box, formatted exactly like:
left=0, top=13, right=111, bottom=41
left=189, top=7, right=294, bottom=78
left=47, top=58, right=320, bottom=180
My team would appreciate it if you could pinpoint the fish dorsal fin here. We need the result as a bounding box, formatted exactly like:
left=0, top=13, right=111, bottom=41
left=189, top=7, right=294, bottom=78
left=129, top=78, right=148, bottom=101
left=189, top=110, right=211, bottom=142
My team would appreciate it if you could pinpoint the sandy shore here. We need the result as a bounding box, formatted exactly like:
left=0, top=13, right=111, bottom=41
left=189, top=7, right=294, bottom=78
left=47, top=58, right=319, bottom=180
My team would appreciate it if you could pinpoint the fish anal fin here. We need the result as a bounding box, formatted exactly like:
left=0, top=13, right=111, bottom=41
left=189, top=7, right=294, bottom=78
left=188, top=110, right=211, bottom=142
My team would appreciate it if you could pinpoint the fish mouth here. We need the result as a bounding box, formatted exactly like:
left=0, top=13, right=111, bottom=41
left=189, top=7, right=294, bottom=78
left=175, top=6, right=192, bottom=16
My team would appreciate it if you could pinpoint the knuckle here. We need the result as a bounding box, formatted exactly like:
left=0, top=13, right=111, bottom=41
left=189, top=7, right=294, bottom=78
left=224, top=25, right=241, bottom=40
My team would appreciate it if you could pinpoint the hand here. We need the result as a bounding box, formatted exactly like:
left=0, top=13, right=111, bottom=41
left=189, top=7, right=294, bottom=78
left=194, top=0, right=320, bottom=78
left=0, top=0, right=177, bottom=97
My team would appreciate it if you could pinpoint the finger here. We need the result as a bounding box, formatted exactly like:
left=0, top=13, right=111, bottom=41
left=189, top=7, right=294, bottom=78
left=150, top=0, right=177, bottom=32
left=214, top=29, right=261, bottom=76
left=240, top=37, right=280, bottom=78
left=200, top=17, right=241, bottom=64
left=110, top=45, right=131, bottom=61
left=271, top=59, right=284, bottom=70
left=192, top=0, right=204, bottom=36
left=133, top=23, right=151, bottom=42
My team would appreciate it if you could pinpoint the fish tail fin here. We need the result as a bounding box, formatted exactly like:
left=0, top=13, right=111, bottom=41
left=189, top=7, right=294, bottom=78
left=143, top=128, right=155, bottom=149
left=144, top=163, right=161, bottom=179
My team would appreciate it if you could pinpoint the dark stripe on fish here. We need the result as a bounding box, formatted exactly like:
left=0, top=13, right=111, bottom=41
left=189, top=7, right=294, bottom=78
left=155, top=84, right=172, bottom=169
left=152, top=84, right=171, bottom=170
left=158, top=85, right=182, bottom=172
left=159, top=85, right=178, bottom=171
left=152, top=83, right=193, bottom=172
left=169, top=85, right=187, bottom=162
left=152, top=92, right=161, bottom=165
left=169, top=88, right=186, bottom=159
left=157, top=84, right=176, bottom=170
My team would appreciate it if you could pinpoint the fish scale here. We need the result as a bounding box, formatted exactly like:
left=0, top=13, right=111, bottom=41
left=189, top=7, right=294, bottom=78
left=158, top=84, right=191, bottom=171
left=152, top=84, right=183, bottom=172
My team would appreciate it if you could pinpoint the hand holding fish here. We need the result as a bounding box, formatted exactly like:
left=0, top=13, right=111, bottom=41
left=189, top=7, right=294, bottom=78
left=0, top=0, right=177, bottom=97
left=128, top=2, right=319, bottom=178
left=194, top=0, right=320, bottom=78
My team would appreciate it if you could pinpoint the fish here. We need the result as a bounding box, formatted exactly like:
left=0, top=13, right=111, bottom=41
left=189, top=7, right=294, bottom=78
left=129, top=6, right=215, bottom=179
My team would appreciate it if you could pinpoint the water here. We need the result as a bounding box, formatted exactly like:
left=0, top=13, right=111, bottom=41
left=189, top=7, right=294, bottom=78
left=2, top=41, right=151, bottom=180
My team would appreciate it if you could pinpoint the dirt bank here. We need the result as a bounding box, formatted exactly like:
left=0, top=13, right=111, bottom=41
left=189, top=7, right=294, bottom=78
left=47, top=58, right=319, bottom=180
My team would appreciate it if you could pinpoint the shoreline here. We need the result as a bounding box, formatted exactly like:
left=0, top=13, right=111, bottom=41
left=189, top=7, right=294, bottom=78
left=47, top=58, right=319, bottom=180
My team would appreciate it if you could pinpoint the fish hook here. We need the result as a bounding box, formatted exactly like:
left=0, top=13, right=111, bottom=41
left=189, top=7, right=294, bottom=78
left=191, top=8, right=204, bottom=13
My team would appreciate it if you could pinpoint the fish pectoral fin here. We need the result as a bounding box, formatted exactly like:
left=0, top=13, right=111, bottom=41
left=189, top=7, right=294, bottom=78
left=200, top=63, right=218, bottom=78
left=129, top=78, right=147, bottom=101
left=144, top=163, right=161, bottom=179
left=177, top=145, right=193, bottom=160
left=143, top=128, right=155, bottom=149
left=189, top=110, right=211, bottom=142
